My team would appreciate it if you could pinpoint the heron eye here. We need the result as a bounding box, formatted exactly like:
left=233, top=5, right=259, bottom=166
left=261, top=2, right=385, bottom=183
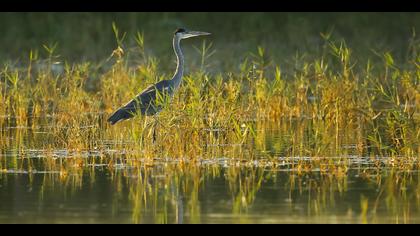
left=175, top=28, right=186, bottom=34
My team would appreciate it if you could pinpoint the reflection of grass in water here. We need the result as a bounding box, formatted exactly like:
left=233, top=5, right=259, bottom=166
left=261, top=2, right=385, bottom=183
left=0, top=17, right=419, bottom=223
left=1, top=158, right=418, bottom=223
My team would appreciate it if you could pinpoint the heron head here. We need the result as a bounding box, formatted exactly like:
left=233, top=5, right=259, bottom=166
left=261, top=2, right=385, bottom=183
left=174, top=28, right=211, bottom=39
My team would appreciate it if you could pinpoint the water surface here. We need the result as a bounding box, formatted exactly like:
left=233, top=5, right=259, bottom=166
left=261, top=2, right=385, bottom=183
left=0, top=120, right=419, bottom=224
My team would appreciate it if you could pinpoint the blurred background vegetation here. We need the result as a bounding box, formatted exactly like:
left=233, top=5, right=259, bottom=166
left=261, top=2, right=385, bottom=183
left=0, top=12, right=418, bottom=70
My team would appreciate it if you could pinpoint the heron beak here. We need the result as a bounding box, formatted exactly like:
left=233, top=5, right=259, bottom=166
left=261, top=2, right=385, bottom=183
left=184, top=31, right=211, bottom=38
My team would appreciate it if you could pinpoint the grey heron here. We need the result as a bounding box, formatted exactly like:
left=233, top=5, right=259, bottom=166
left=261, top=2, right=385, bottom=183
left=107, top=28, right=211, bottom=125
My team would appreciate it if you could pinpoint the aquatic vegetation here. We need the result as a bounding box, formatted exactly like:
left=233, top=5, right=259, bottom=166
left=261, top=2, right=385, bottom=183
left=0, top=13, right=419, bottom=223
left=1, top=30, right=419, bottom=161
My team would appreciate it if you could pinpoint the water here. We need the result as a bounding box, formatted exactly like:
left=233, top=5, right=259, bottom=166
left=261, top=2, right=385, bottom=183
left=0, top=121, right=419, bottom=223
left=1, top=155, right=419, bottom=223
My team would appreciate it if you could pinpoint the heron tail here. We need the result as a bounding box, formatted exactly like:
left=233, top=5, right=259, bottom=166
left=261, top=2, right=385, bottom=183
left=107, top=108, right=132, bottom=125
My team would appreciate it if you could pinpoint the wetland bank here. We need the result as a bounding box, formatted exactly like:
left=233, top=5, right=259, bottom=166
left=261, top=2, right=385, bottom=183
left=0, top=12, right=420, bottom=223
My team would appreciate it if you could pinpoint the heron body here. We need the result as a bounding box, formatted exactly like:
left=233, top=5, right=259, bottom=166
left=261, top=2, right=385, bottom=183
left=107, top=28, right=210, bottom=125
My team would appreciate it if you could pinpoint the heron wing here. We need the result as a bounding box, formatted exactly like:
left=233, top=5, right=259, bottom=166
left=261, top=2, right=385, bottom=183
left=121, top=80, right=172, bottom=115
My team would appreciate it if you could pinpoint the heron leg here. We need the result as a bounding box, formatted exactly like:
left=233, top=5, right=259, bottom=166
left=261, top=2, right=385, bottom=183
left=152, top=125, right=157, bottom=143
left=152, top=115, right=158, bottom=144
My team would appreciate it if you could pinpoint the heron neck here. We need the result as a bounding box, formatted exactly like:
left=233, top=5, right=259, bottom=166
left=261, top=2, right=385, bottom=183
left=172, top=36, right=184, bottom=89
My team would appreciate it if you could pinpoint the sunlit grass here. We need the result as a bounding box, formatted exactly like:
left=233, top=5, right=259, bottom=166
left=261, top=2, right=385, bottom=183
left=0, top=14, right=419, bottom=224
left=1, top=31, right=419, bottom=161
left=0, top=27, right=419, bottom=220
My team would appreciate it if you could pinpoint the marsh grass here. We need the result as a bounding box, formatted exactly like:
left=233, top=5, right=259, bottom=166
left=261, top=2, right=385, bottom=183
left=0, top=14, right=420, bottom=223
left=0, top=19, right=419, bottom=176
